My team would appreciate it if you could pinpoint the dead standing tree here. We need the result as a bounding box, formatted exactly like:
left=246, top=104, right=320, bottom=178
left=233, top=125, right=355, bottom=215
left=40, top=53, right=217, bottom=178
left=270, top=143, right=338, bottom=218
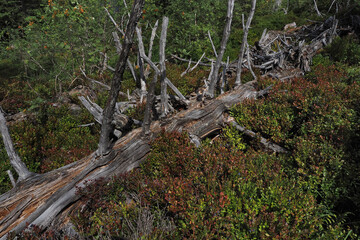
left=206, top=0, right=235, bottom=98
left=235, top=0, right=257, bottom=87
left=98, top=0, right=145, bottom=156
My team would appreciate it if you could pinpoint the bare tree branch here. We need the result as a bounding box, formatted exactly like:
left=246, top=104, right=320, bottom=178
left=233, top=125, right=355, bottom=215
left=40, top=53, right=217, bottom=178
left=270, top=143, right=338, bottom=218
left=136, top=27, right=187, bottom=101
left=208, top=30, right=218, bottom=57
left=229, top=120, right=288, bottom=153
left=104, top=7, right=126, bottom=36
left=0, top=107, right=33, bottom=181
left=181, top=52, right=206, bottom=77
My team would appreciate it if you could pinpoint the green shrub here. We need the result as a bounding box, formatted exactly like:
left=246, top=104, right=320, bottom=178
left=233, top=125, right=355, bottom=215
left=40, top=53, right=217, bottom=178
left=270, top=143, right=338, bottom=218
left=74, top=131, right=350, bottom=239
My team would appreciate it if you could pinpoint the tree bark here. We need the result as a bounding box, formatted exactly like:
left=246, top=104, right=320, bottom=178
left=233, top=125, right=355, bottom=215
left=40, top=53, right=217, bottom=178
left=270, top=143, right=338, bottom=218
left=206, top=0, right=235, bottom=97
left=98, top=0, right=145, bottom=155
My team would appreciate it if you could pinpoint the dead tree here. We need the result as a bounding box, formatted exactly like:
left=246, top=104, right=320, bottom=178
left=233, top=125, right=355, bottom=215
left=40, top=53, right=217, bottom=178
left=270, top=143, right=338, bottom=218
left=98, top=0, right=145, bottom=156
left=0, top=79, right=271, bottom=238
left=235, top=0, right=257, bottom=87
left=206, top=0, right=235, bottom=98
left=159, top=16, right=170, bottom=117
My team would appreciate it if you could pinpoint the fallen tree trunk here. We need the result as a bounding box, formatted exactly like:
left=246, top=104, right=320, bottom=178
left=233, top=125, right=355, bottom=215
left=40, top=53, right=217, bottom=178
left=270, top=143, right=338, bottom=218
left=0, top=80, right=263, bottom=238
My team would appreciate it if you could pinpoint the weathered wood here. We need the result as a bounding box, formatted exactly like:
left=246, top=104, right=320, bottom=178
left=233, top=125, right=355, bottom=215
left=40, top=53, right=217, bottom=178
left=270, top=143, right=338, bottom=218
left=79, top=67, right=111, bottom=90
left=160, top=16, right=170, bottom=117
left=112, top=32, right=138, bottom=84
left=181, top=52, right=206, bottom=77
left=0, top=107, right=33, bottom=181
left=142, top=74, right=158, bottom=135
left=147, top=20, right=159, bottom=64
left=6, top=170, right=15, bottom=188
left=208, top=30, right=218, bottom=57
left=171, top=54, right=212, bottom=67
left=207, top=0, right=235, bottom=97
left=0, top=81, right=261, bottom=238
left=235, top=0, right=256, bottom=87
left=136, top=27, right=187, bottom=102
left=79, top=96, right=133, bottom=136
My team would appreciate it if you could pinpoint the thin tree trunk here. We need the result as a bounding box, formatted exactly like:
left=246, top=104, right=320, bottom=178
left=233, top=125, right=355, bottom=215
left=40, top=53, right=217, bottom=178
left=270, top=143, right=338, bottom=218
left=206, top=0, right=235, bottom=98
left=98, top=0, right=145, bottom=156
left=159, top=16, right=169, bottom=117
left=235, top=0, right=257, bottom=87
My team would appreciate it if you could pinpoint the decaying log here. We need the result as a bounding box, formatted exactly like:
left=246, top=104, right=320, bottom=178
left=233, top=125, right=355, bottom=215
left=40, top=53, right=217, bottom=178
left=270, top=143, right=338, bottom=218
left=0, top=80, right=264, bottom=238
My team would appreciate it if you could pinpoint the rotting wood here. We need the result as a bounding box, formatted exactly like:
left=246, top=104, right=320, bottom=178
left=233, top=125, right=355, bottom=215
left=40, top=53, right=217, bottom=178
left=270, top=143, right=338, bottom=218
left=0, top=80, right=263, bottom=238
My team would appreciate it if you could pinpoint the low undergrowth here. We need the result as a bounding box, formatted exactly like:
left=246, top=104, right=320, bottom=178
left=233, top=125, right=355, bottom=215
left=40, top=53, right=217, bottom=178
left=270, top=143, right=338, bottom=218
left=73, top=64, right=360, bottom=239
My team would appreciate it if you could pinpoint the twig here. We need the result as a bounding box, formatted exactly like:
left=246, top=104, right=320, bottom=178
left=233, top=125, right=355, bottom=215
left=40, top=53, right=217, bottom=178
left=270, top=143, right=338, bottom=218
left=104, top=7, right=125, bottom=36
left=77, top=123, right=95, bottom=128
left=208, top=30, right=218, bottom=57
left=79, top=67, right=111, bottom=90
left=171, top=54, right=212, bottom=67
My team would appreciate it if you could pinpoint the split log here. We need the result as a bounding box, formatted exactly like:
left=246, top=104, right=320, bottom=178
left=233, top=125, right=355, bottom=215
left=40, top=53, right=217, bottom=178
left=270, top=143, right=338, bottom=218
left=0, top=81, right=262, bottom=238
